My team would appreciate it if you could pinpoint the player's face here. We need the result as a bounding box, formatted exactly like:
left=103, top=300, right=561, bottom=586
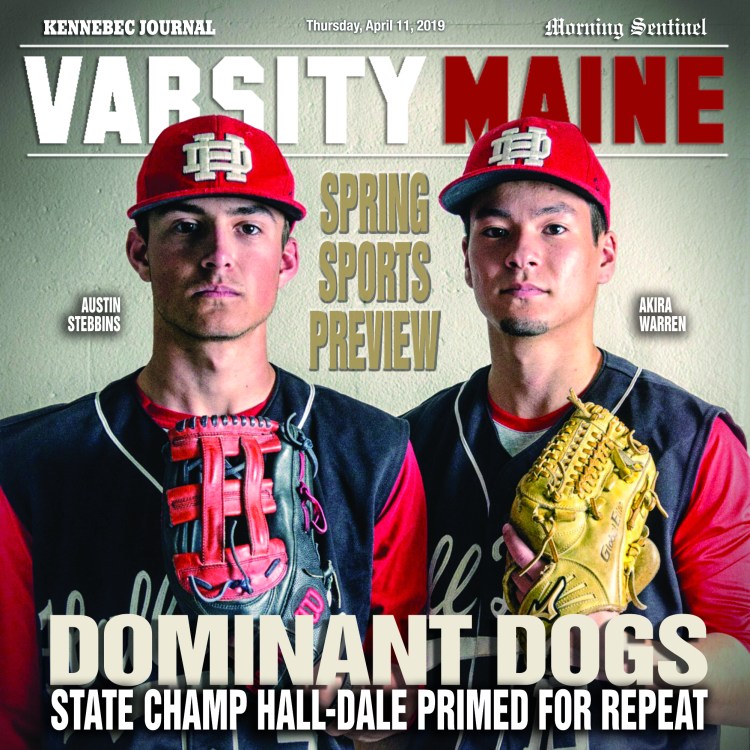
left=463, top=181, right=616, bottom=341
left=127, top=196, right=298, bottom=341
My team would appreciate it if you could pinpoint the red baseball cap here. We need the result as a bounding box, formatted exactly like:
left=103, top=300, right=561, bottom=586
left=127, top=115, right=306, bottom=222
left=440, top=117, right=610, bottom=227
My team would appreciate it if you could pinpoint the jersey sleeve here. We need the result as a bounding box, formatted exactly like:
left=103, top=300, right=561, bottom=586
left=0, top=487, right=41, bottom=749
left=672, top=416, right=750, bottom=651
left=365, top=441, right=427, bottom=649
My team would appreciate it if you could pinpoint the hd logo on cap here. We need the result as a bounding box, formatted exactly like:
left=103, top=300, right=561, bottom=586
left=489, top=126, right=552, bottom=167
left=182, top=131, right=253, bottom=183
left=128, top=116, right=306, bottom=220
left=439, top=117, right=610, bottom=226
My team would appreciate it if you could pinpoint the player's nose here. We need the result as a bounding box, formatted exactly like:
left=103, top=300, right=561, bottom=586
left=200, top=225, right=236, bottom=269
left=504, top=229, right=540, bottom=270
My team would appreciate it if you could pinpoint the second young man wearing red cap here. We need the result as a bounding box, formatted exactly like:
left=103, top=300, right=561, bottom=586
left=405, top=117, right=750, bottom=747
left=0, top=116, right=426, bottom=750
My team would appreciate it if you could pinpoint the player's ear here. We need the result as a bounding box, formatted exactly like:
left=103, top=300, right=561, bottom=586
left=597, top=230, right=617, bottom=285
left=278, top=236, right=299, bottom=289
left=462, top=235, right=473, bottom=289
left=126, top=227, right=151, bottom=282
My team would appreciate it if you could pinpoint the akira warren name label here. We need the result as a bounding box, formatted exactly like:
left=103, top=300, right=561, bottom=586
left=638, top=296, right=687, bottom=333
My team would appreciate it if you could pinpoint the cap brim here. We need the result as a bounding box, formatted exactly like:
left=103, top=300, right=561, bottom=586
left=440, top=168, right=607, bottom=226
left=127, top=188, right=306, bottom=222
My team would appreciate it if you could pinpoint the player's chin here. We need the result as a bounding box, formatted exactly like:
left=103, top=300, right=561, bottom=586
left=499, top=317, right=550, bottom=337
left=176, top=317, right=259, bottom=341
left=195, top=325, right=258, bottom=342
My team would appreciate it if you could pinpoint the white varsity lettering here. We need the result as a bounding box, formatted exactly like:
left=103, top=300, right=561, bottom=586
left=489, top=126, right=552, bottom=167
left=182, top=131, right=252, bottom=182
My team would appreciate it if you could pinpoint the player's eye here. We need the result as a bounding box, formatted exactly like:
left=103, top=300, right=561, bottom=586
left=543, top=223, right=567, bottom=236
left=239, top=223, right=261, bottom=236
left=172, top=220, right=200, bottom=234
left=480, top=226, right=509, bottom=239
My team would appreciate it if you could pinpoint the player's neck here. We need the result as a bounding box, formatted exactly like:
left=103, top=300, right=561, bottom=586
left=487, top=327, right=601, bottom=419
left=138, top=330, right=276, bottom=416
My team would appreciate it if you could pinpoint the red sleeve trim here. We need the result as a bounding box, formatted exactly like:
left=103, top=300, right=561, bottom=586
left=673, top=417, right=750, bottom=651
left=364, top=442, right=427, bottom=653
left=0, top=487, right=41, bottom=749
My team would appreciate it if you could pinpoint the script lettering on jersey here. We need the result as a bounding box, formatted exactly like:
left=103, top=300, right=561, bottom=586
left=37, top=570, right=178, bottom=743
left=429, top=532, right=510, bottom=619
left=428, top=543, right=591, bottom=750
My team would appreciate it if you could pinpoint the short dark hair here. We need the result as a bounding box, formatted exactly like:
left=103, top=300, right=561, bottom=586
left=461, top=199, right=607, bottom=243
left=134, top=213, right=150, bottom=242
left=134, top=207, right=292, bottom=247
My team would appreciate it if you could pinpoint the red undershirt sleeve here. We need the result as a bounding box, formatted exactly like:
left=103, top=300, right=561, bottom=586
left=672, top=417, right=750, bottom=651
left=0, top=487, right=41, bottom=749
left=364, top=441, right=428, bottom=654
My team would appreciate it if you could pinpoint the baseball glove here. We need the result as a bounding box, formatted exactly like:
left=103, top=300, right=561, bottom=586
left=161, top=413, right=337, bottom=686
left=503, top=391, right=667, bottom=628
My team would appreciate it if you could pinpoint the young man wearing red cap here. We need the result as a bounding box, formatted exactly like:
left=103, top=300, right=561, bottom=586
left=405, top=117, right=750, bottom=747
left=0, top=116, right=426, bottom=750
